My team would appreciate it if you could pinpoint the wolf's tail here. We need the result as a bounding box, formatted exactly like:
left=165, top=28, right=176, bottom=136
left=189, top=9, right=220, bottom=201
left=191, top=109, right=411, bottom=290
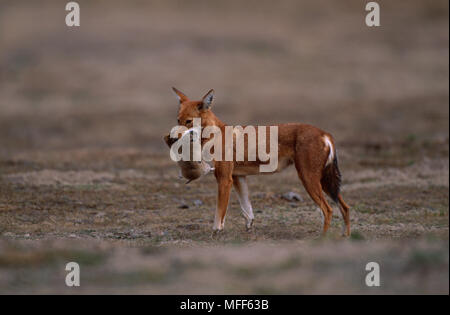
left=321, top=139, right=342, bottom=203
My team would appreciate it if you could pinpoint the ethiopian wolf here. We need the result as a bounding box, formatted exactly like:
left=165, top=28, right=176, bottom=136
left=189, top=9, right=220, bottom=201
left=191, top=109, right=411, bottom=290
left=170, top=88, right=350, bottom=236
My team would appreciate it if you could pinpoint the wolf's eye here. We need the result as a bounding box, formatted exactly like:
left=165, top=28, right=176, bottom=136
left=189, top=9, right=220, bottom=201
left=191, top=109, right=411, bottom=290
left=185, top=119, right=192, bottom=124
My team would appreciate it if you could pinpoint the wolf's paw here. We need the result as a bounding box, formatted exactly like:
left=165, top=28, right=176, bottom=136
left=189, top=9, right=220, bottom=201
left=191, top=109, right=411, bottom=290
left=245, top=219, right=254, bottom=231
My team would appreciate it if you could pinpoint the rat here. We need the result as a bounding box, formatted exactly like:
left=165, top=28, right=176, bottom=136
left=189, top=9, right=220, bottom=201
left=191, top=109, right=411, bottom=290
left=163, top=133, right=214, bottom=184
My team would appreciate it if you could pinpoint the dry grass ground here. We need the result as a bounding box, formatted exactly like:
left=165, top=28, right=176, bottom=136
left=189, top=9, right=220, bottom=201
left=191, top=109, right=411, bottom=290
left=0, top=0, right=448, bottom=294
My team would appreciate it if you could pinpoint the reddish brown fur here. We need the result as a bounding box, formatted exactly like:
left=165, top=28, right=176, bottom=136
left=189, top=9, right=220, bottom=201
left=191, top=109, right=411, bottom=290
left=173, top=88, right=350, bottom=236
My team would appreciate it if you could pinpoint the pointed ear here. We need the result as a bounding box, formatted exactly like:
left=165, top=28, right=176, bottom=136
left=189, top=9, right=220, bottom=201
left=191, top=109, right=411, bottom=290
left=199, top=89, right=214, bottom=110
left=172, top=87, right=188, bottom=103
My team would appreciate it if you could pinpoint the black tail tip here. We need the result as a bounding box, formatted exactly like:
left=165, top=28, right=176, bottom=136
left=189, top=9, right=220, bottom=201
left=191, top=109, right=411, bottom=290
left=322, top=155, right=341, bottom=203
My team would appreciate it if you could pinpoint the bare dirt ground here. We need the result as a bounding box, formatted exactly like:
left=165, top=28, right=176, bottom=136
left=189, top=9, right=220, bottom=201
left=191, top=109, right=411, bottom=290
left=0, top=0, right=448, bottom=294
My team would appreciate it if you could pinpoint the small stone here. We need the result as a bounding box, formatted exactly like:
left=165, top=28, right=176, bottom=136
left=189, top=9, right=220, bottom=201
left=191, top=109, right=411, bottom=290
left=193, top=199, right=203, bottom=207
left=281, top=192, right=303, bottom=202
left=179, top=203, right=189, bottom=209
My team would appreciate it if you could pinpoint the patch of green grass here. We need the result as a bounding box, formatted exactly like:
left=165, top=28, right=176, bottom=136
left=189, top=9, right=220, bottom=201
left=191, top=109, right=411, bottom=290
left=140, top=246, right=166, bottom=256
left=232, top=255, right=301, bottom=279
left=360, top=177, right=377, bottom=183
left=405, top=247, right=449, bottom=272
left=406, top=159, right=416, bottom=166
left=350, top=231, right=365, bottom=241
left=0, top=249, right=106, bottom=268
left=67, top=250, right=108, bottom=266
left=405, top=133, right=417, bottom=144
left=352, top=204, right=375, bottom=214
left=277, top=255, right=302, bottom=270
left=233, top=266, right=259, bottom=278
left=253, top=286, right=282, bottom=294
left=95, top=269, right=169, bottom=286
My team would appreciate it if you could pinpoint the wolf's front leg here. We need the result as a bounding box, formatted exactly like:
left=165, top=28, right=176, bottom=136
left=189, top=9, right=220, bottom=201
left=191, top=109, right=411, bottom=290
left=233, top=176, right=254, bottom=229
left=213, top=162, right=233, bottom=231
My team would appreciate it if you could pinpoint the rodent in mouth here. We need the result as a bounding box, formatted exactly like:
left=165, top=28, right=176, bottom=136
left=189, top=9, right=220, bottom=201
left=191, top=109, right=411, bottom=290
left=163, top=134, right=214, bottom=184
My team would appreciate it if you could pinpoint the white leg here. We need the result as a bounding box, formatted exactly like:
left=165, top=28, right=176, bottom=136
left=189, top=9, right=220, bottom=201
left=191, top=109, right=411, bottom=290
left=233, top=176, right=254, bottom=229
left=213, top=208, right=225, bottom=231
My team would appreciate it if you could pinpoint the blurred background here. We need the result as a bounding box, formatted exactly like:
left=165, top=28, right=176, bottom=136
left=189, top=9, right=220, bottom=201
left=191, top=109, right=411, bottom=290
left=0, top=0, right=448, bottom=294
left=0, top=0, right=448, bottom=151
